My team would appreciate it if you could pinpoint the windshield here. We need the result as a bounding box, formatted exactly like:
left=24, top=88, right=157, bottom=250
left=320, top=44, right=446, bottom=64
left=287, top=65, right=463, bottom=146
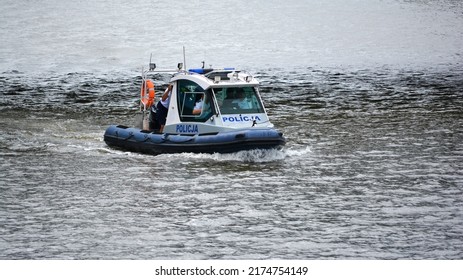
left=212, top=87, right=265, bottom=115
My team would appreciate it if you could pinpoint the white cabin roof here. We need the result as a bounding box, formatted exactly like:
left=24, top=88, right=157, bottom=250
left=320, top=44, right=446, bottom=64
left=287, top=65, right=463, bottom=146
left=170, top=70, right=259, bottom=89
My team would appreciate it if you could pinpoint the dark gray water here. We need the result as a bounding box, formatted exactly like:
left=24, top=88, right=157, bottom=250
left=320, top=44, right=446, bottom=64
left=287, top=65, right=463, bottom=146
left=1, top=0, right=463, bottom=259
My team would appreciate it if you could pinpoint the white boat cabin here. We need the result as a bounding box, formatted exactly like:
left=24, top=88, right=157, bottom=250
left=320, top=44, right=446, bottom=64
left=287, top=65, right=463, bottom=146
left=162, top=69, right=274, bottom=135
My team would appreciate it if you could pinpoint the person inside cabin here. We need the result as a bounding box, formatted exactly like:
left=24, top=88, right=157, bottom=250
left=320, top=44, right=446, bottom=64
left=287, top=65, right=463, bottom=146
left=192, top=93, right=210, bottom=116
left=156, top=84, right=173, bottom=132
left=232, top=88, right=251, bottom=109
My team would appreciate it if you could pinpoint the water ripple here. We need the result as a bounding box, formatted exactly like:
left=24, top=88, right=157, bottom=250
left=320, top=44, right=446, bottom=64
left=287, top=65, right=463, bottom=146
left=1, top=66, right=462, bottom=259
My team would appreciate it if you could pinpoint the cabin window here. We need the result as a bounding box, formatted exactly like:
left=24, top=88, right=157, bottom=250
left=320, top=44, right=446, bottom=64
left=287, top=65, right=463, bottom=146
left=177, top=80, right=213, bottom=122
left=213, top=87, right=264, bottom=115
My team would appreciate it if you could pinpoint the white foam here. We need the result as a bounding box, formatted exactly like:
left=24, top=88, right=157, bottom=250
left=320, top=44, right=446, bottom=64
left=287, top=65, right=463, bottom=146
left=285, top=146, right=312, bottom=157
left=160, top=146, right=312, bottom=163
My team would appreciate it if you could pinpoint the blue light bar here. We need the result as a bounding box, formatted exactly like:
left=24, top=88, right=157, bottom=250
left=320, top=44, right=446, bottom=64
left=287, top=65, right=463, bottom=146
left=189, top=68, right=205, bottom=74
left=189, top=68, right=235, bottom=74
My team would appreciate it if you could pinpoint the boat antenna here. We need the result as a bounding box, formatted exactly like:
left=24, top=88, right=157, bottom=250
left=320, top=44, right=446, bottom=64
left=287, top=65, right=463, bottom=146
left=183, top=46, right=186, bottom=71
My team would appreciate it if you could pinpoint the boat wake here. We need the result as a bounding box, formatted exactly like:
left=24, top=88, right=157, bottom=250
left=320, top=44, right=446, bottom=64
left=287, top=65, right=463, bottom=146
left=56, top=140, right=311, bottom=164
left=211, top=148, right=287, bottom=163
left=164, top=146, right=311, bottom=163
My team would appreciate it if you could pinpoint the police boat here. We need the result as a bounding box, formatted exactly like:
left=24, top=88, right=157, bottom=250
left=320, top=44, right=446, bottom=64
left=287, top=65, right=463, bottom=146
left=104, top=62, right=285, bottom=155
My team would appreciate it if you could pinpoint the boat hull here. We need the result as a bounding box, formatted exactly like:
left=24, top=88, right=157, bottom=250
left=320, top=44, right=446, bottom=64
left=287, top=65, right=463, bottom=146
left=104, top=125, right=285, bottom=155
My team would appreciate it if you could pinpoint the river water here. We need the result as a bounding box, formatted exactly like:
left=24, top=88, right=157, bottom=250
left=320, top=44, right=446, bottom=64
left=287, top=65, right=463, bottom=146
left=1, top=0, right=462, bottom=259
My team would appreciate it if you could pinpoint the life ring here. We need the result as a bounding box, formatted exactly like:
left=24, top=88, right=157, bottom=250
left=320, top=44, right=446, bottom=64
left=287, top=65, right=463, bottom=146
left=140, top=79, right=155, bottom=108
